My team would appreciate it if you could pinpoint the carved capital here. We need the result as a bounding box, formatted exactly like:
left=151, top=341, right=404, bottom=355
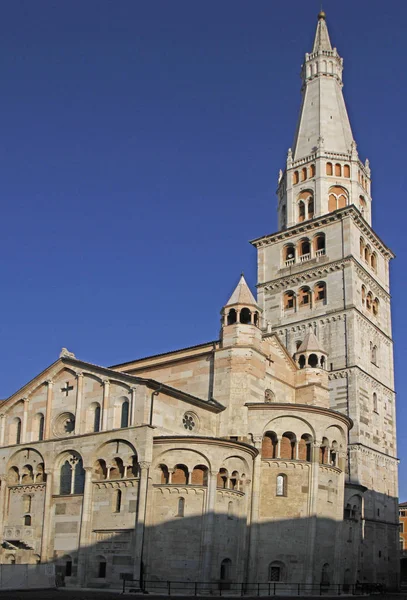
left=102, top=378, right=110, bottom=387
left=138, top=461, right=151, bottom=471
left=46, top=379, right=54, bottom=386
left=75, top=371, right=83, bottom=379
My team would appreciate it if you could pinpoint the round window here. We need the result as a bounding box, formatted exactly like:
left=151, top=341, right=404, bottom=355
left=182, top=412, right=198, bottom=432
left=53, top=412, right=76, bottom=437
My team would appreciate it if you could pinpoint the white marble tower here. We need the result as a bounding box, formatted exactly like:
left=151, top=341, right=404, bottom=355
left=251, top=11, right=399, bottom=585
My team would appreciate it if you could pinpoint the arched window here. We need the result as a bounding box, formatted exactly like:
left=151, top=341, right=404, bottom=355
left=371, top=253, right=377, bottom=272
left=314, top=233, right=325, bottom=256
left=240, top=307, right=251, bottom=324
left=308, top=198, right=314, bottom=219
left=298, top=238, right=311, bottom=258
left=326, top=162, right=333, bottom=176
left=227, top=309, right=237, bottom=325
left=308, top=353, right=319, bottom=368
left=373, top=392, right=378, bottom=412
left=177, top=497, right=185, bottom=517
left=276, top=474, right=287, bottom=497
left=34, top=413, right=44, bottom=441
left=364, top=244, right=371, bottom=263
left=328, top=185, right=348, bottom=212
left=319, top=438, right=329, bottom=464
left=280, top=432, right=296, bottom=459
left=59, top=455, right=85, bottom=495
left=24, top=514, right=32, bottom=526
left=220, top=558, right=232, bottom=581
left=172, top=464, right=188, bottom=485
left=283, top=291, right=295, bottom=311
left=335, top=163, right=342, bottom=176
left=94, top=459, right=107, bottom=481
left=22, top=465, right=34, bottom=483
left=230, top=471, right=238, bottom=489
left=299, top=287, right=311, bottom=306
left=120, top=400, right=129, bottom=428
left=344, top=165, right=350, bottom=178
left=264, top=389, right=275, bottom=403
left=301, top=167, right=307, bottom=182
left=262, top=431, right=278, bottom=458
left=298, top=434, right=312, bottom=461
left=314, top=281, right=326, bottom=303
left=359, top=196, right=367, bottom=214
left=93, top=404, right=101, bottom=433
left=361, top=285, right=366, bottom=305
left=109, top=457, right=124, bottom=479
left=371, top=343, right=378, bottom=365
left=191, top=465, right=208, bottom=486
left=298, top=354, right=306, bottom=369
left=298, top=201, right=305, bottom=222
left=309, top=164, right=316, bottom=178
left=217, top=468, right=228, bottom=489
left=159, top=464, right=169, bottom=484
left=366, top=292, right=372, bottom=310
left=228, top=501, right=233, bottom=519
left=360, top=237, right=365, bottom=258
left=284, top=244, right=295, bottom=264
left=293, top=171, right=299, bottom=185
left=372, top=297, right=379, bottom=316
left=330, top=441, right=338, bottom=466
left=113, top=489, right=122, bottom=513
left=10, top=418, right=22, bottom=445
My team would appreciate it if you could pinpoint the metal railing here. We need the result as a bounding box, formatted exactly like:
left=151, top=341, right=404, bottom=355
left=122, top=579, right=386, bottom=596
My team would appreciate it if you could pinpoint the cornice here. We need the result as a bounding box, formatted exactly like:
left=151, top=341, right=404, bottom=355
left=250, top=205, right=394, bottom=260
left=244, top=402, right=353, bottom=430
left=153, top=436, right=259, bottom=458
left=349, top=442, right=398, bottom=462
left=329, top=367, right=395, bottom=396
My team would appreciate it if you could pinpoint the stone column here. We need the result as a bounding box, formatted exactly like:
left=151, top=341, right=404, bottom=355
left=101, top=379, right=110, bottom=431
left=133, top=461, right=151, bottom=584
left=21, top=398, right=29, bottom=443
left=0, top=414, right=6, bottom=445
left=74, top=372, right=84, bottom=435
left=304, top=441, right=320, bottom=583
left=0, top=477, right=8, bottom=538
left=200, top=470, right=218, bottom=582
left=130, top=387, right=137, bottom=426
left=44, top=380, right=53, bottom=439
left=246, top=437, right=262, bottom=581
left=77, top=468, right=94, bottom=585
left=40, top=471, right=53, bottom=563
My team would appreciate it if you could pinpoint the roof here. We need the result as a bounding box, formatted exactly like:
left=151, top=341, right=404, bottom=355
left=225, top=274, right=258, bottom=307
left=297, top=331, right=326, bottom=354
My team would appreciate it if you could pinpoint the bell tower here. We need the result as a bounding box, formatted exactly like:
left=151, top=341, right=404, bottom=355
left=252, top=11, right=398, bottom=586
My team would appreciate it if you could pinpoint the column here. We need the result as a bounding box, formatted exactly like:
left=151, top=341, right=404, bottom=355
left=44, top=380, right=53, bottom=439
left=246, top=437, right=262, bottom=581
left=304, top=441, right=320, bottom=583
left=21, top=398, right=29, bottom=443
left=0, top=414, right=5, bottom=445
left=0, top=477, right=8, bottom=538
left=130, top=387, right=137, bottom=426
left=40, top=471, right=53, bottom=563
left=77, top=468, right=94, bottom=585
left=133, top=462, right=151, bottom=584
left=74, top=372, right=84, bottom=435
left=200, top=470, right=218, bottom=582
left=101, top=379, right=110, bottom=430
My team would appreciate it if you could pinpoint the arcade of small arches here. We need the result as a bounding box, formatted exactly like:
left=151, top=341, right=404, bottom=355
left=328, top=185, right=348, bottom=213
left=325, top=162, right=351, bottom=179
left=297, top=190, right=314, bottom=223
left=283, top=282, right=327, bottom=312
left=359, top=238, right=378, bottom=273
left=224, top=307, right=260, bottom=327
left=283, top=233, right=325, bottom=267
left=358, top=169, right=369, bottom=192
left=296, top=352, right=326, bottom=370
left=156, top=463, right=246, bottom=492
left=292, top=165, right=315, bottom=185
left=361, top=285, right=379, bottom=316
left=261, top=431, right=342, bottom=468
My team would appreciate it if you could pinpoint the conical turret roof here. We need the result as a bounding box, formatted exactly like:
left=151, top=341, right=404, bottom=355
left=225, top=274, right=258, bottom=307
left=312, top=12, right=332, bottom=52
left=297, top=331, right=326, bottom=354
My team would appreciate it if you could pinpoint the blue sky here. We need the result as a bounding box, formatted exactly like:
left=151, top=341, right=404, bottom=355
left=1, top=1, right=406, bottom=497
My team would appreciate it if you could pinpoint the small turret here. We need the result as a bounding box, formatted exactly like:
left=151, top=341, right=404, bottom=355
left=294, top=330, right=329, bottom=408
left=220, top=275, right=262, bottom=346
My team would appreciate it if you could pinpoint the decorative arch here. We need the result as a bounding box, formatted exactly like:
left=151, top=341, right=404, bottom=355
left=328, top=185, right=348, bottom=212
left=283, top=290, right=296, bottom=311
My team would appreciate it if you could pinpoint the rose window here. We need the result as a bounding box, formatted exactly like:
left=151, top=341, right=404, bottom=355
left=183, top=414, right=196, bottom=431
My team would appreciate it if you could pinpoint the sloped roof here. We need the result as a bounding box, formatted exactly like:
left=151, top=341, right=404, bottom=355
left=225, top=274, right=258, bottom=307
left=297, top=331, right=326, bottom=354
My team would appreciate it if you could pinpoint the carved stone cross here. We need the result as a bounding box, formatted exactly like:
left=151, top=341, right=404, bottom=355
left=61, top=381, right=74, bottom=397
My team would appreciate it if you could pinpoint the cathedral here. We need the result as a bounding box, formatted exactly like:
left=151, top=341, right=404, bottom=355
left=0, top=11, right=398, bottom=591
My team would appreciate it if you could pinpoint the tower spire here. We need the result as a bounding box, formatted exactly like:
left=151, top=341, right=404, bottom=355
left=313, top=11, right=332, bottom=52
left=291, top=11, right=354, bottom=161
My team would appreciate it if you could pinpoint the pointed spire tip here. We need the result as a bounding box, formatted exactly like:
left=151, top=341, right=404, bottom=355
left=318, top=10, right=326, bottom=20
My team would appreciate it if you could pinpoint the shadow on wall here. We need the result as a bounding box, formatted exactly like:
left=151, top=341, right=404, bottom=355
left=5, top=487, right=397, bottom=592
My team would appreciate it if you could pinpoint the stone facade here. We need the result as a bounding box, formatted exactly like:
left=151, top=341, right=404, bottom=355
left=0, top=10, right=398, bottom=592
